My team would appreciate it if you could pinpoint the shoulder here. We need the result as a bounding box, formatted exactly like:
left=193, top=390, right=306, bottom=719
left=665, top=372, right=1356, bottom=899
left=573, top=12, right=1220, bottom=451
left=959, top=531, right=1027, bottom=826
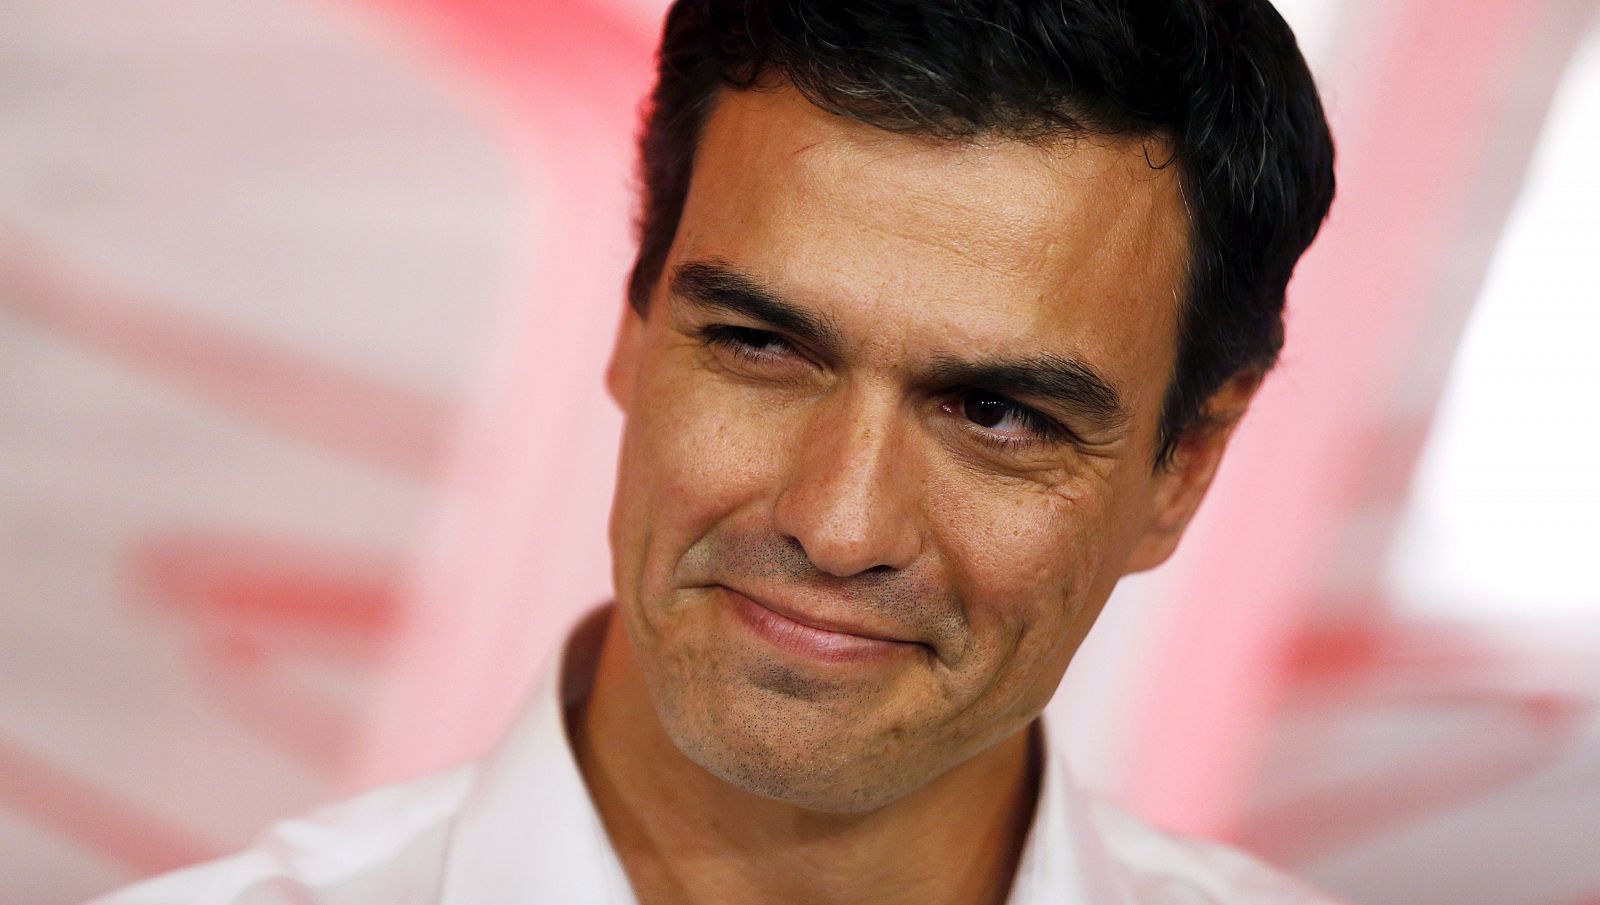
left=88, top=765, right=478, bottom=905
left=1086, top=796, right=1347, bottom=905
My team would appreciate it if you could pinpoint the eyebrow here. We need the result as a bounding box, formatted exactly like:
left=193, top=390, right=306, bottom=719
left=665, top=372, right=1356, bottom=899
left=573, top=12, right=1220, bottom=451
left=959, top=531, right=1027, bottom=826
left=671, top=259, right=1129, bottom=431
left=669, top=260, right=843, bottom=357
left=926, top=354, right=1129, bottom=432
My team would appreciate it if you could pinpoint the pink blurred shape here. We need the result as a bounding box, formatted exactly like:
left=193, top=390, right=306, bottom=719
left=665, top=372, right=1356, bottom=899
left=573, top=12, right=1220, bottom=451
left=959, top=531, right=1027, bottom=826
left=0, top=229, right=454, bottom=480
left=1235, top=622, right=1591, bottom=864
left=1124, top=0, right=1562, bottom=837
left=0, top=738, right=219, bottom=877
left=131, top=531, right=403, bottom=771
left=133, top=532, right=400, bottom=644
left=335, top=0, right=657, bottom=786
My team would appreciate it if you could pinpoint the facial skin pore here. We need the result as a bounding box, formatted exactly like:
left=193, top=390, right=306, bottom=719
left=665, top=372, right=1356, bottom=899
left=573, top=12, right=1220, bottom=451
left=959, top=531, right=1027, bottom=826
left=577, top=85, right=1255, bottom=905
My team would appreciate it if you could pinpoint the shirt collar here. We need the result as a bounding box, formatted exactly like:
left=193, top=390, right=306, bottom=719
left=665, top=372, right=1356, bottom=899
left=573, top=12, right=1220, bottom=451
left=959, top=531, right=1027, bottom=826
left=442, top=605, right=1132, bottom=905
left=440, top=605, right=635, bottom=905
left=1006, top=718, right=1135, bottom=905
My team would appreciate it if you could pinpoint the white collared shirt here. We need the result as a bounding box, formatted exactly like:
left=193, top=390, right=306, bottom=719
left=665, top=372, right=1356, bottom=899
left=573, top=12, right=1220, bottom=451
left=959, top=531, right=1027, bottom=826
left=93, top=608, right=1342, bottom=905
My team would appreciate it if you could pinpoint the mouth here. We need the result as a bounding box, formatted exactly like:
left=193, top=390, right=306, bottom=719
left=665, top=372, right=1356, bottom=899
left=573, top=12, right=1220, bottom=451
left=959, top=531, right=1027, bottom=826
left=721, top=586, right=924, bottom=664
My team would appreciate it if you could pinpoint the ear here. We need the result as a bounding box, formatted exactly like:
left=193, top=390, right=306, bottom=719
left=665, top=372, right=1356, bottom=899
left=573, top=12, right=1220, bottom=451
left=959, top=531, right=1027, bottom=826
left=1124, top=370, right=1262, bottom=573
left=605, top=304, right=647, bottom=412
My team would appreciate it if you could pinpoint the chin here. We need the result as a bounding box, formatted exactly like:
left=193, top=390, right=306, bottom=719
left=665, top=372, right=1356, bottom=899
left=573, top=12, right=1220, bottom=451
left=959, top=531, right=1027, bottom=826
left=671, top=725, right=921, bottom=814
left=650, top=674, right=940, bottom=814
left=621, top=590, right=975, bottom=813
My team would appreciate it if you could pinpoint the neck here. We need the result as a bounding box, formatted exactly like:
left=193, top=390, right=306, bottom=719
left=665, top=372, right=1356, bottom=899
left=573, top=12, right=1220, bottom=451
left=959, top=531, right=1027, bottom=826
left=570, top=611, right=1041, bottom=905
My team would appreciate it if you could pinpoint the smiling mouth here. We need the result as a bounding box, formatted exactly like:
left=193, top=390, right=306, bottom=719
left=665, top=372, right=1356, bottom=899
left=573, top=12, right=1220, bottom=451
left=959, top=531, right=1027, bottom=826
left=721, top=586, right=922, bottom=664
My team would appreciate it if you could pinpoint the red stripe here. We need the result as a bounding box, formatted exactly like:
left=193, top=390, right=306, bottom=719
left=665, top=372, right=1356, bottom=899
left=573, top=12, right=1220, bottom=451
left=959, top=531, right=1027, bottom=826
left=1235, top=692, right=1587, bottom=864
left=0, top=231, right=453, bottom=480
left=0, top=737, right=219, bottom=876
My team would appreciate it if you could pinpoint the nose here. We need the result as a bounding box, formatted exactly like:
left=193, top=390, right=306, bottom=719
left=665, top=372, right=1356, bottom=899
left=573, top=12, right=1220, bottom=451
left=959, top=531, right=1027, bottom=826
left=771, top=389, right=923, bottom=577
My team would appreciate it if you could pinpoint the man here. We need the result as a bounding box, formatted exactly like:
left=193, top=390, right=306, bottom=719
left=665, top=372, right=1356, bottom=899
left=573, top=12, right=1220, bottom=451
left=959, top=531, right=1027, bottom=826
left=97, top=1, right=1337, bottom=903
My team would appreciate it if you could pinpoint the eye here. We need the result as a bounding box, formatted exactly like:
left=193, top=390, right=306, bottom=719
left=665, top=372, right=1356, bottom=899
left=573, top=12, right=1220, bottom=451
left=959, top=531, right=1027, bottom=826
left=701, top=325, right=796, bottom=363
left=945, top=391, right=1071, bottom=448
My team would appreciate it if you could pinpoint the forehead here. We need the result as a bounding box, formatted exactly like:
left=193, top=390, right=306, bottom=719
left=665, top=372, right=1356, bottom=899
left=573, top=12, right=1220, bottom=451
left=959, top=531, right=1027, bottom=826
left=672, top=86, right=1189, bottom=404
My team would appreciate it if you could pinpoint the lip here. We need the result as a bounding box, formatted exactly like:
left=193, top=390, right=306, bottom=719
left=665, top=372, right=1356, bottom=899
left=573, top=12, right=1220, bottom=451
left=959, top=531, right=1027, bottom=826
left=722, top=587, right=921, bottom=664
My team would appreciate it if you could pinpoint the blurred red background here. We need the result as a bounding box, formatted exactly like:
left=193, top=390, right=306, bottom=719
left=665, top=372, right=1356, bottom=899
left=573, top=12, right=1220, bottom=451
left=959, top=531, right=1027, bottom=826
left=2, top=1, right=1596, bottom=902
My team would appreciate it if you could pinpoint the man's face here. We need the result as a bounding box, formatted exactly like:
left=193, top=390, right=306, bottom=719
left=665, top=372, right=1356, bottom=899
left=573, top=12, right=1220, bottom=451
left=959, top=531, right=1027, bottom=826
left=606, top=86, right=1216, bottom=812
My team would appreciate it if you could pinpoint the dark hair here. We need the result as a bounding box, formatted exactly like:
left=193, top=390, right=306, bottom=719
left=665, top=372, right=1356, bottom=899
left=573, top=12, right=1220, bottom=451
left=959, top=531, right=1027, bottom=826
left=627, top=0, right=1335, bottom=466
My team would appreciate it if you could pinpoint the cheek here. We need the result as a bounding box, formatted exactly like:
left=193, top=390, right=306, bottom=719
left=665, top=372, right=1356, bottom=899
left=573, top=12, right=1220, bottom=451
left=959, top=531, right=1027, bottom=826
left=926, top=468, right=1119, bottom=714
left=937, top=477, right=1111, bottom=626
left=614, top=354, right=786, bottom=587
